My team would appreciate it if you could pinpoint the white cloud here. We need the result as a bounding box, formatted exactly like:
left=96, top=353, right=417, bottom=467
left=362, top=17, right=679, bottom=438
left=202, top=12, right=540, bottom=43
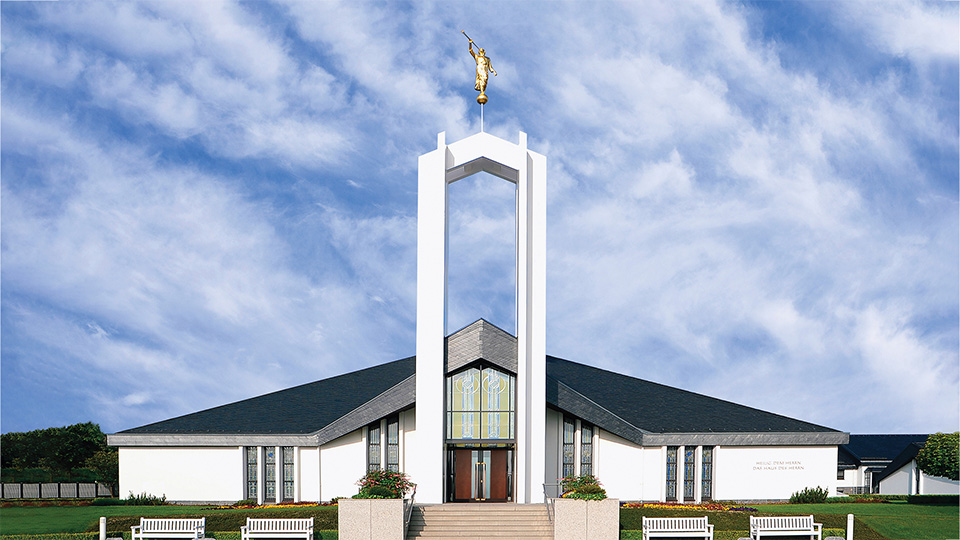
left=837, top=1, right=960, bottom=62
left=1, top=101, right=414, bottom=428
left=1, top=0, right=955, bottom=436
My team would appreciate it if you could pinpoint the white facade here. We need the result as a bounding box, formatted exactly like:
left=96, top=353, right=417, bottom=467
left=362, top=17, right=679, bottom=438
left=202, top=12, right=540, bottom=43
left=111, top=130, right=848, bottom=506
left=117, top=414, right=845, bottom=504
left=712, top=446, right=838, bottom=501
left=119, top=447, right=243, bottom=503
left=415, top=131, right=546, bottom=504
left=879, top=460, right=960, bottom=495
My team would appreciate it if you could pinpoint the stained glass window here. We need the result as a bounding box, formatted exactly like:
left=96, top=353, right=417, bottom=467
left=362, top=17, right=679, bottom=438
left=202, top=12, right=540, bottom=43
left=386, top=416, right=400, bottom=472
left=666, top=447, right=678, bottom=501
left=264, top=447, right=277, bottom=503
left=446, top=365, right=515, bottom=440
left=683, top=447, right=696, bottom=500
left=562, top=417, right=575, bottom=478
left=367, top=422, right=381, bottom=472
left=282, top=447, right=295, bottom=500
left=245, top=447, right=258, bottom=500
left=580, top=424, right=593, bottom=477
left=701, top=447, right=713, bottom=501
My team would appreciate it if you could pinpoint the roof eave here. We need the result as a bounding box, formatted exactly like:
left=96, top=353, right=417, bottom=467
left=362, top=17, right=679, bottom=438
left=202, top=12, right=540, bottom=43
left=642, top=431, right=850, bottom=446
left=107, top=433, right=318, bottom=447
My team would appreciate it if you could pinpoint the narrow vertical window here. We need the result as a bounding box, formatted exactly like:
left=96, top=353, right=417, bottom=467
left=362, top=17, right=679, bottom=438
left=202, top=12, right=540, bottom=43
left=683, top=447, right=696, bottom=501
left=264, top=447, right=277, bottom=503
left=562, top=417, right=576, bottom=478
left=386, top=416, right=400, bottom=472
left=665, top=446, right=678, bottom=501
left=580, top=424, right=593, bottom=477
left=282, top=447, right=295, bottom=501
left=701, top=447, right=713, bottom=501
left=368, top=422, right=382, bottom=472
left=245, top=447, right=258, bottom=500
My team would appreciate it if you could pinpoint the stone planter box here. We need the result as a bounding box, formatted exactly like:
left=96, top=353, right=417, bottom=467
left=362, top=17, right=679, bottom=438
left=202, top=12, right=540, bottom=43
left=337, top=498, right=405, bottom=540
left=553, top=498, right=620, bottom=540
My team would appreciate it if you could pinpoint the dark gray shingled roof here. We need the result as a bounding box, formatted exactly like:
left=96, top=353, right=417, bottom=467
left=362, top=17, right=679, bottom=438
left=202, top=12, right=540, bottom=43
left=112, top=321, right=846, bottom=446
left=840, top=434, right=929, bottom=464
left=546, top=356, right=846, bottom=445
left=873, top=442, right=925, bottom=484
left=119, top=357, right=415, bottom=435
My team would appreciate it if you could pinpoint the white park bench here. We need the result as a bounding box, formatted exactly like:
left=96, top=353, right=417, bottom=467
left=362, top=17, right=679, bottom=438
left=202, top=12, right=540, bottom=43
left=642, top=516, right=714, bottom=540
left=131, top=518, right=205, bottom=540
left=750, top=515, right=822, bottom=540
left=241, top=517, right=314, bottom=540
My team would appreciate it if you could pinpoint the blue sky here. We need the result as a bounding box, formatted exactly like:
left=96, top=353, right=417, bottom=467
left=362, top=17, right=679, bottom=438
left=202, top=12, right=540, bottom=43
left=2, top=1, right=957, bottom=437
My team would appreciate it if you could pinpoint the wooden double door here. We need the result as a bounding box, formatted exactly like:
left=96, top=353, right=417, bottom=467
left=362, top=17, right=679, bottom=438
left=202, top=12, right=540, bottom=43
left=450, top=448, right=513, bottom=502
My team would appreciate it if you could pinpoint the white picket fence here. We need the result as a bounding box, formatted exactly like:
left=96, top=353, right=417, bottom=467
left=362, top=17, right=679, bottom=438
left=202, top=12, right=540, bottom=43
left=1, top=482, right=113, bottom=499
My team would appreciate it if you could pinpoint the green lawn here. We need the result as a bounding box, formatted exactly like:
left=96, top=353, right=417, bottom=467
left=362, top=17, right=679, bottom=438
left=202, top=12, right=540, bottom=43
left=755, top=502, right=960, bottom=540
left=0, top=505, right=337, bottom=535
left=3, top=501, right=957, bottom=540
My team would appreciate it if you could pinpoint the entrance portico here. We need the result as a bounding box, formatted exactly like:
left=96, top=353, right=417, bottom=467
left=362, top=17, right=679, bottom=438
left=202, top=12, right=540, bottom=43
left=412, top=131, right=547, bottom=504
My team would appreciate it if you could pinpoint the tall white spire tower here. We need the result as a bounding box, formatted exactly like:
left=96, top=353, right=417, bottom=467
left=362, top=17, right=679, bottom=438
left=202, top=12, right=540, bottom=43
left=411, top=131, right=547, bottom=504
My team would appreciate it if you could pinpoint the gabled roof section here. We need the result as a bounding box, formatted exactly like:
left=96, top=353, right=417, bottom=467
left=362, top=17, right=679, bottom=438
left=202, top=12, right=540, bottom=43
left=874, top=442, right=925, bottom=484
left=109, top=357, right=416, bottom=445
left=545, top=356, right=848, bottom=446
left=841, top=434, right=929, bottom=464
left=445, top=319, right=517, bottom=374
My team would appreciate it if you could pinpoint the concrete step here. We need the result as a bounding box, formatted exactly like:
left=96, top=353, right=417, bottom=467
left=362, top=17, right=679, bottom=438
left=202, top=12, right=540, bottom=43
left=407, top=504, right=553, bottom=540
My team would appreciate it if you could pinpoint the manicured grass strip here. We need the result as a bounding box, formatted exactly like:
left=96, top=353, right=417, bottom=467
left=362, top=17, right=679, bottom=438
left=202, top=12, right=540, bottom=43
left=620, top=531, right=845, bottom=540
left=0, top=534, right=338, bottom=540
left=0, top=506, right=204, bottom=534
left=0, top=506, right=338, bottom=535
left=620, top=506, right=886, bottom=540
left=1, top=535, right=98, bottom=540
left=756, top=502, right=960, bottom=540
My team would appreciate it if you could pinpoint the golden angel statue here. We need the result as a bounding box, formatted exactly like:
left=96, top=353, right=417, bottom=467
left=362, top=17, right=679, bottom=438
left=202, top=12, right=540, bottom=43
left=466, top=36, right=497, bottom=104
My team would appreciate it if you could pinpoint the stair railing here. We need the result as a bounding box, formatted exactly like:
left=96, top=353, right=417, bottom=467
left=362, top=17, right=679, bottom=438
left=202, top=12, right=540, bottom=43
left=403, top=484, right=417, bottom=537
left=542, top=482, right=561, bottom=522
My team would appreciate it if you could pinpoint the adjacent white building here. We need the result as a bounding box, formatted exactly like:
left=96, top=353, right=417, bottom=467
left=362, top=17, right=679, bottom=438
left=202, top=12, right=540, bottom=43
left=876, top=442, right=960, bottom=496
left=109, top=131, right=849, bottom=504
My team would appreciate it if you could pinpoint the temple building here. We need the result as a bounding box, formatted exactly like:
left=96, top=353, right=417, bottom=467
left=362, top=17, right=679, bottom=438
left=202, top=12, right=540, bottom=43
left=109, top=131, right=849, bottom=504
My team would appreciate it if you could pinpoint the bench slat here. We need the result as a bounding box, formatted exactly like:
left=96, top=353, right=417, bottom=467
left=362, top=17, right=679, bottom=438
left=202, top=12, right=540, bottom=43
left=643, top=516, right=713, bottom=539
left=133, top=518, right=205, bottom=540
left=750, top=515, right=821, bottom=539
left=242, top=517, right=314, bottom=540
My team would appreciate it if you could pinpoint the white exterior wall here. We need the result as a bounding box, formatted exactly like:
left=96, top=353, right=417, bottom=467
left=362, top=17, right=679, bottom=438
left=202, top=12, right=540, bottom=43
left=879, top=460, right=960, bottom=495
left=400, top=408, right=415, bottom=474
left=713, top=446, right=838, bottom=501
left=416, top=131, right=547, bottom=503
left=923, top=473, right=960, bottom=494
left=299, top=447, right=321, bottom=502
left=119, top=446, right=242, bottom=502
left=545, top=408, right=561, bottom=493
left=836, top=467, right=867, bottom=492
left=641, top=447, right=664, bottom=501
left=595, top=430, right=645, bottom=500
left=320, top=428, right=366, bottom=500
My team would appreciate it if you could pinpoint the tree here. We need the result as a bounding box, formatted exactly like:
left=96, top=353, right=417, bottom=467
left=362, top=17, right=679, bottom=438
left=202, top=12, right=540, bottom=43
left=1, top=422, right=110, bottom=480
left=85, top=448, right=119, bottom=490
left=915, top=432, right=959, bottom=481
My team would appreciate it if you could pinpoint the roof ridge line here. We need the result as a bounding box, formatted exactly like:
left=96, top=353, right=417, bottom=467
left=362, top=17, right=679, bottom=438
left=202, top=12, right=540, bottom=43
left=308, top=373, right=417, bottom=439
left=547, top=355, right=843, bottom=433
left=548, top=375, right=650, bottom=435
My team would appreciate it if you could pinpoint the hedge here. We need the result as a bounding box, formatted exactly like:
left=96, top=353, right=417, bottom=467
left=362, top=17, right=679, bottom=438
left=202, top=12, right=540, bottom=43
left=88, top=507, right=339, bottom=534
left=906, top=494, right=959, bottom=505
left=619, top=508, right=884, bottom=540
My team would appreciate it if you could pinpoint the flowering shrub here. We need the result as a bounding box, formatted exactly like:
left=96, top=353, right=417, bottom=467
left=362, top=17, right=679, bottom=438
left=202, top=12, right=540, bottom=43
left=559, top=474, right=607, bottom=500
left=213, top=500, right=336, bottom=509
left=620, top=501, right=757, bottom=512
left=354, top=469, right=415, bottom=499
